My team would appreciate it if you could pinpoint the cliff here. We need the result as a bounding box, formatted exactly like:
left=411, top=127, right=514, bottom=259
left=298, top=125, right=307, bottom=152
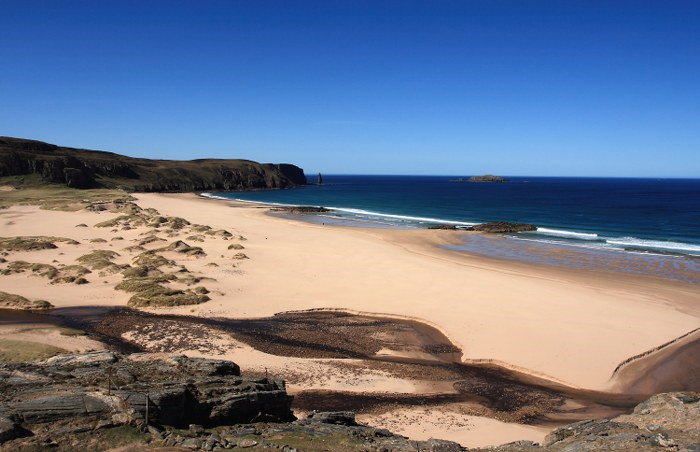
left=0, top=137, right=306, bottom=191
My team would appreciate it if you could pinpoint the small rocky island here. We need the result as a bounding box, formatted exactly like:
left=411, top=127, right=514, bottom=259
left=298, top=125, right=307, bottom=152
left=450, top=175, right=508, bottom=183
left=468, top=174, right=508, bottom=182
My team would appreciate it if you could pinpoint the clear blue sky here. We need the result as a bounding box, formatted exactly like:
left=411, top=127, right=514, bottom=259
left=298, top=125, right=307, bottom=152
left=2, top=1, right=699, bottom=177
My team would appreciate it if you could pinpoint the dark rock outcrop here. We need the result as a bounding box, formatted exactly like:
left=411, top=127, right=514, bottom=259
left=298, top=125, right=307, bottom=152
left=276, top=206, right=330, bottom=214
left=0, top=350, right=698, bottom=452
left=0, top=416, right=29, bottom=443
left=0, top=352, right=293, bottom=435
left=0, top=136, right=306, bottom=191
left=428, top=224, right=458, bottom=230
left=468, top=222, right=537, bottom=233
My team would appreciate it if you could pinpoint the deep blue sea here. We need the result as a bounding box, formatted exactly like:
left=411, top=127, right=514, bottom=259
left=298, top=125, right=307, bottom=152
left=205, top=176, right=700, bottom=276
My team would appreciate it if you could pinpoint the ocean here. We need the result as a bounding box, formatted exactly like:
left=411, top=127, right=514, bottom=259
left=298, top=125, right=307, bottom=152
left=204, top=175, right=700, bottom=282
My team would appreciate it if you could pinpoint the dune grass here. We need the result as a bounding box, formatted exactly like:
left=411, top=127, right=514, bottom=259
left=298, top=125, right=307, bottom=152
left=0, top=338, right=67, bottom=362
left=0, top=291, right=53, bottom=310
left=0, top=182, right=132, bottom=211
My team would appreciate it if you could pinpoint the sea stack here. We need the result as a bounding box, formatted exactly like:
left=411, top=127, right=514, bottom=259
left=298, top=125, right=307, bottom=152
left=317, top=172, right=323, bottom=185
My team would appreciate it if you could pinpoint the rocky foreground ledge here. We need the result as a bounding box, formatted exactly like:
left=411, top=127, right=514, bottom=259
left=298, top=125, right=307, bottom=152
left=1, top=352, right=698, bottom=451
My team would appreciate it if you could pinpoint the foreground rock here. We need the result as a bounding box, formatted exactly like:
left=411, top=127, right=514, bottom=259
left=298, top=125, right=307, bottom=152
left=472, top=392, right=700, bottom=451
left=0, top=351, right=464, bottom=451
left=0, top=352, right=292, bottom=431
left=467, top=222, right=537, bottom=233
left=1, top=351, right=698, bottom=451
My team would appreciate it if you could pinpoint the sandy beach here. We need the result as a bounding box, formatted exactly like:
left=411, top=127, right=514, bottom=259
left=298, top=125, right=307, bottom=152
left=1, top=192, right=698, bottom=447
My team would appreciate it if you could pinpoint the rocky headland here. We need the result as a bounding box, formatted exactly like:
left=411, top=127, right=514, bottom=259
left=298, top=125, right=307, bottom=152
left=0, top=137, right=306, bottom=191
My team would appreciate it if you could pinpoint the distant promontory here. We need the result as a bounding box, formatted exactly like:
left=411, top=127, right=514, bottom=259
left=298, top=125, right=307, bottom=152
left=0, top=136, right=306, bottom=192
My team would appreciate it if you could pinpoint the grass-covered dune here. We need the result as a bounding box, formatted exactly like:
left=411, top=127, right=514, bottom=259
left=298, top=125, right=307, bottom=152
left=0, top=136, right=306, bottom=191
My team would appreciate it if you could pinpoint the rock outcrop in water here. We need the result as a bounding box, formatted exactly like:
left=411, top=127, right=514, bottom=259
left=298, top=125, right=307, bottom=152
left=468, top=174, right=508, bottom=182
left=0, top=136, right=306, bottom=191
left=468, top=222, right=537, bottom=233
left=450, top=175, right=508, bottom=183
left=276, top=206, right=331, bottom=214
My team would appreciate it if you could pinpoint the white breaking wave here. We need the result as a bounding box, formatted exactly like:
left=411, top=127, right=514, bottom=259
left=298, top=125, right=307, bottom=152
left=327, top=206, right=478, bottom=226
left=533, top=227, right=600, bottom=240
left=606, top=237, right=700, bottom=254
left=200, top=192, right=229, bottom=200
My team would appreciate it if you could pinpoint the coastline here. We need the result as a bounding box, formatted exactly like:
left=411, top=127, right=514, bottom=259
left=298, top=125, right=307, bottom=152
left=135, top=193, right=700, bottom=389
left=2, top=191, right=699, bottom=447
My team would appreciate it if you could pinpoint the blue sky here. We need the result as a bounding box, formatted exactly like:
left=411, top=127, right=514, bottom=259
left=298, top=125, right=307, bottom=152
left=1, top=1, right=699, bottom=177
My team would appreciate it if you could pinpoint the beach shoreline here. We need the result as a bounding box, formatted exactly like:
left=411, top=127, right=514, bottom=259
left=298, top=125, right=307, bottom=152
left=135, top=193, right=700, bottom=386
left=2, top=191, right=698, bottom=447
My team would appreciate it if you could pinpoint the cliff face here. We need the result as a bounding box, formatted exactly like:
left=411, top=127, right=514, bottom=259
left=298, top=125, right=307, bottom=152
left=0, top=137, right=306, bottom=191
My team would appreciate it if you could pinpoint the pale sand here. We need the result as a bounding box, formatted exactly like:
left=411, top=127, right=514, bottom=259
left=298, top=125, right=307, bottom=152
left=131, top=193, right=699, bottom=390
left=2, top=193, right=699, bottom=446
left=2, top=195, right=698, bottom=389
left=359, top=406, right=549, bottom=448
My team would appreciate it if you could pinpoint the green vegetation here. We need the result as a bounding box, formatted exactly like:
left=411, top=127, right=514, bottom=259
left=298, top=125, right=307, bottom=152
left=206, top=229, right=233, bottom=237
left=191, top=224, right=212, bottom=233
left=0, top=236, right=78, bottom=251
left=115, top=275, right=177, bottom=293
left=0, top=291, right=53, bottom=310
left=132, top=251, right=174, bottom=268
left=127, top=284, right=210, bottom=308
left=122, top=245, right=146, bottom=253
left=0, top=261, right=89, bottom=284
left=0, top=338, right=67, bottom=363
left=0, top=184, right=133, bottom=211
left=94, top=214, right=148, bottom=228
left=138, top=235, right=166, bottom=246
left=76, top=250, right=128, bottom=274
left=157, top=240, right=206, bottom=256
